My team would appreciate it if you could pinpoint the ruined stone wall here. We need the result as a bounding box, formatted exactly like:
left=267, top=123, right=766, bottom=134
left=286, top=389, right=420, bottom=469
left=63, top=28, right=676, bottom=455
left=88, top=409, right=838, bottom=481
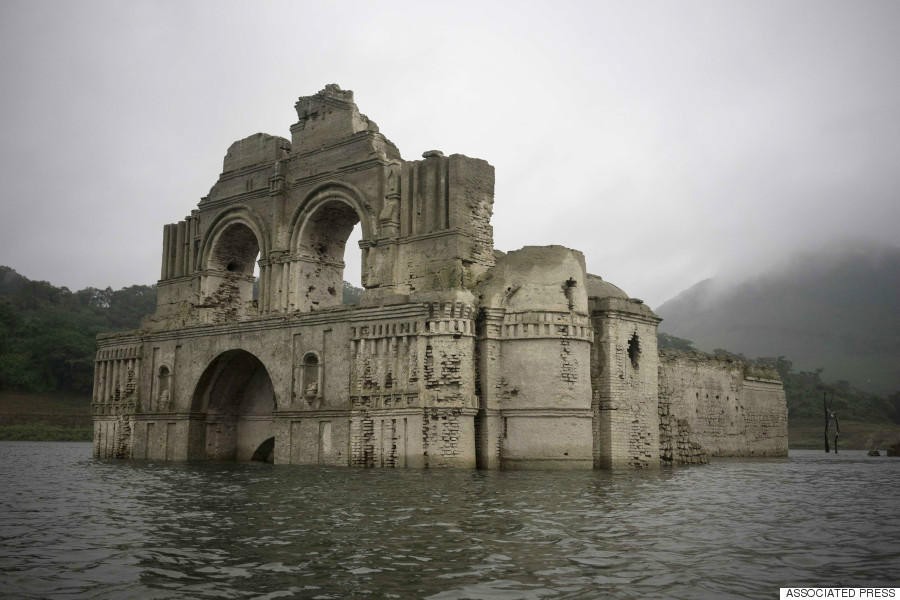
left=476, top=246, right=594, bottom=469
left=658, top=351, right=788, bottom=459
left=346, top=302, right=477, bottom=468
left=92, top=338, right=142, bottom=459
left=100, top=306, right=357, bottom=462
left=96, top=84, right=789, bottom=470
left=391, top=152, right=495, bottom=302
left=590, top=298, right=661, bottom=469
left=474, top=308, right=504, bottom=469
left=418, top=302, right=477, bottom=468
left=100, top=301, right=481, bottom=468
left=104, top=85, right=491, bottom=467
left=740, top=377, right=789, bottom=454
left=495, top=322, right=594, bottom=469
left=147, top=86, right=495, bottom=332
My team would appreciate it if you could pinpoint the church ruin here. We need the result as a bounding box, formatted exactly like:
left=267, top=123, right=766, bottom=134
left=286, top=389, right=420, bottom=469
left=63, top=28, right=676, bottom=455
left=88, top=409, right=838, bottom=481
left=92, top=84, right=787, bottom=468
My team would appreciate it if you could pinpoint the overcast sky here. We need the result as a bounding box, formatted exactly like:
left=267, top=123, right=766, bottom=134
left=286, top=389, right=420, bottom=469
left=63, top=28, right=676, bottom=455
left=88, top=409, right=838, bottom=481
left=1, top=0, right=897, bottom=307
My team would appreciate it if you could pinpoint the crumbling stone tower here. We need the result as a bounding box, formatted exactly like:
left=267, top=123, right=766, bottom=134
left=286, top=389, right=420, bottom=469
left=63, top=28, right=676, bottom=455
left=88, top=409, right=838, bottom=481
left=92, top=84, right=787, bottom=467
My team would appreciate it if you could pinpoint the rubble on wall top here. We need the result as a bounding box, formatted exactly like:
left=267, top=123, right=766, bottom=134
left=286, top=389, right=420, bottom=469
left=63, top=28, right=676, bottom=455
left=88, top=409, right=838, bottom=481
left=659, top=347, right=781, bottom=381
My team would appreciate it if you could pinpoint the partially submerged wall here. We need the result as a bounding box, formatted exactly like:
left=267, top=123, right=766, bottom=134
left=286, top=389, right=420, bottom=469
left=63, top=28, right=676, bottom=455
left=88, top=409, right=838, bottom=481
left=588, top=275, right=662, bottom=469
left=658, top=350, right=788, bottom=462
left=476, top=246, right=594, bottom=470
left=94, top=84, right=789, bottom=469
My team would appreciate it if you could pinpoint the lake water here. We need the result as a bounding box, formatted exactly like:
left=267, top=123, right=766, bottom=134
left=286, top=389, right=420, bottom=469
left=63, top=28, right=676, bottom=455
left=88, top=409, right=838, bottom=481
left=0, top=442, right=897, bottom=599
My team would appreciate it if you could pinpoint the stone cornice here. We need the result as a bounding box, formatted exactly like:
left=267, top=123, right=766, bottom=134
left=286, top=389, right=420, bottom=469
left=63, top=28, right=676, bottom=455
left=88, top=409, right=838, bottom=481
left=198, top=187, right=270, bottom=210
left=590, top=308, right=662, bottom=325
left=498, top=408, right=593, bottom=418
left=98, top=303, right=433, bottom=346
left=288, top=156, right=389, bottom=190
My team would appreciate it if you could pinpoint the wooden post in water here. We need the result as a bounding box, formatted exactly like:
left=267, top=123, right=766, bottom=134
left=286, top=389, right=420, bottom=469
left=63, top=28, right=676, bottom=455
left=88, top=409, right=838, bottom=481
left=833, top=410, right=840, bottom=455
left=824, top=392, right=830, bottom=453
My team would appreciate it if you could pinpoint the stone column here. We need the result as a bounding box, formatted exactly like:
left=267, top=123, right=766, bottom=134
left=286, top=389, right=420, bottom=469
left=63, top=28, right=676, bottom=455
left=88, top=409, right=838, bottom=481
left=161, top=225, right=171, bottom=280
left=282, top=262, right=290, bottom=312
left=134, top=357, right=141, bottom=410
left=111, top=359, right=119, bottom=403
left=166, top=224, right=176, bottom=280
left=185, top=216, right=194, bottom=274
left=590, top=301, right=661, bottom=469
left=258, top=263, right=269, bottom=314
left=174, top=221, right=186, bottom=278
left=476, top=308, right=504, bottom=469
left=98, top=360, right=107, bottom=405
left=92, top=360, right=100, bottom=404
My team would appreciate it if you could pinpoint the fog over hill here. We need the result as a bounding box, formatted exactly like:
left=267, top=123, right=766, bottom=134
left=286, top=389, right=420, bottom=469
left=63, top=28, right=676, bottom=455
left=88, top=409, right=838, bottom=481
left=656, top=243, right=900, bottom=394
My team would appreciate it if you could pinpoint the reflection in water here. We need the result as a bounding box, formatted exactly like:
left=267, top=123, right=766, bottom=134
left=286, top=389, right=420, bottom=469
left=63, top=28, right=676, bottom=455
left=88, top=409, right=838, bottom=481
left=0, top=442, right=897, bottom=599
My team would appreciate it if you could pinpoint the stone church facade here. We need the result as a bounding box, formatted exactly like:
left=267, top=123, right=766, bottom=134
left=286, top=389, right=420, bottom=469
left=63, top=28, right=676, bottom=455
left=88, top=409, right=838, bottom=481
left=92, top=85, right=787, bottom=468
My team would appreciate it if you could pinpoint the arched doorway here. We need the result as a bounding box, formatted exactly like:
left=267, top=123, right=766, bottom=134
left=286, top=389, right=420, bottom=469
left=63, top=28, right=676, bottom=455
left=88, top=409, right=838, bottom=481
left=191, top=350, right=276, bottom=462
left=202, top=221, right=263, bottom=320
left=294, top=198, right=364, bottom=311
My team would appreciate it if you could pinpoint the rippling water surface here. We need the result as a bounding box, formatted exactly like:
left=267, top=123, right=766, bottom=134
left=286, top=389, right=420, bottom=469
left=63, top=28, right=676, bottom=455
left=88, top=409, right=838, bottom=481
left=1, top=442, right=898, bottom=599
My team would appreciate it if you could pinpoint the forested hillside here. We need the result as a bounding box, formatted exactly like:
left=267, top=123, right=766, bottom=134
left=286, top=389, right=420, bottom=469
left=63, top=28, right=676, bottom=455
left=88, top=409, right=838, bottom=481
left=0, top=267, right=366, bottom=396
left=0, top=267, right=155, bottom=395
left=656, top=243, right=900, bottom=395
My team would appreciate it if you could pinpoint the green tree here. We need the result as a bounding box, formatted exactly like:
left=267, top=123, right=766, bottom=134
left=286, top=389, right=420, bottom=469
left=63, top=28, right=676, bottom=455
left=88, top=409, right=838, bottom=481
left=0, top=267, right=156, bottom=394
left=657, top=332, right=697, bottom=352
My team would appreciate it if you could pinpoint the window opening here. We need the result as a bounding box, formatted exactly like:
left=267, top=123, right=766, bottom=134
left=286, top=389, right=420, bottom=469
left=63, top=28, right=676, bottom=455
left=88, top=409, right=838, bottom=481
left=252, top=251, right=261, bottom=301
left=343, top=222, right=363, bottom=305
left=627, top=332, right=641, bottom=369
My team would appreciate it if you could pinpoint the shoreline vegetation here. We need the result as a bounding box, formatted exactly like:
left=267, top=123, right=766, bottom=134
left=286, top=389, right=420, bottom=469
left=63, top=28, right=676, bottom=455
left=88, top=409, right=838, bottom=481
left=0, top=392, right=92, bottom=441
left=0, top=424, right=92, bottom=441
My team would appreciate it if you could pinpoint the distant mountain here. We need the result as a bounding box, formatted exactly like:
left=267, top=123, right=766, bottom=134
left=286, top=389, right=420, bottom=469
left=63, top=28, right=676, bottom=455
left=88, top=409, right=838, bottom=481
left=656, top=244, right=900, bottom=394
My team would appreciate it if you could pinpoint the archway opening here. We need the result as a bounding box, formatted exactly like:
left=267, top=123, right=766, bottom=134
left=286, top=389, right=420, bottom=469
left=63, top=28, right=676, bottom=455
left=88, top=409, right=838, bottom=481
left=296, top=199, right=363, bottom=310
left=252, top=251, right=261, bottom=301
left=251, top=437, right=275, bottom=463
left=343, top=222, right=363, bottom=305
left=191, top=349, right=276, bottom=461
left=205, top=223, right=262, bottom=319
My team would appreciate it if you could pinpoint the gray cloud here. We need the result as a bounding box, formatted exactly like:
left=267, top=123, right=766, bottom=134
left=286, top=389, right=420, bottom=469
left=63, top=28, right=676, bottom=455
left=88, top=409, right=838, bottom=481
left=1, top=0, right=898, bottom=307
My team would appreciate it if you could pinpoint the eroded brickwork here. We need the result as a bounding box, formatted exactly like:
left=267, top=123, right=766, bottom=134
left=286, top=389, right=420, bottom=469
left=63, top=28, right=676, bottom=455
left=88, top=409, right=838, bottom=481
left=658, top=350, right=788, bottom=458
left=658, top=393, right=709, bottom=465
left=423, top=407, right=466, bottom=466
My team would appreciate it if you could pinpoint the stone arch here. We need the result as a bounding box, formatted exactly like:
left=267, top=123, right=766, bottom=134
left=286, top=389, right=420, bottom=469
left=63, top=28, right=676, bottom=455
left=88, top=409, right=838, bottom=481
left=288, top=182, right=376, bottom=310
left=288, top=181, right=375, bottom=247
left=198, top=207, right=270, bottom=319
left=190, top=349, right=277, bottom=461
left=199, top=206, right=271, bottom=269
